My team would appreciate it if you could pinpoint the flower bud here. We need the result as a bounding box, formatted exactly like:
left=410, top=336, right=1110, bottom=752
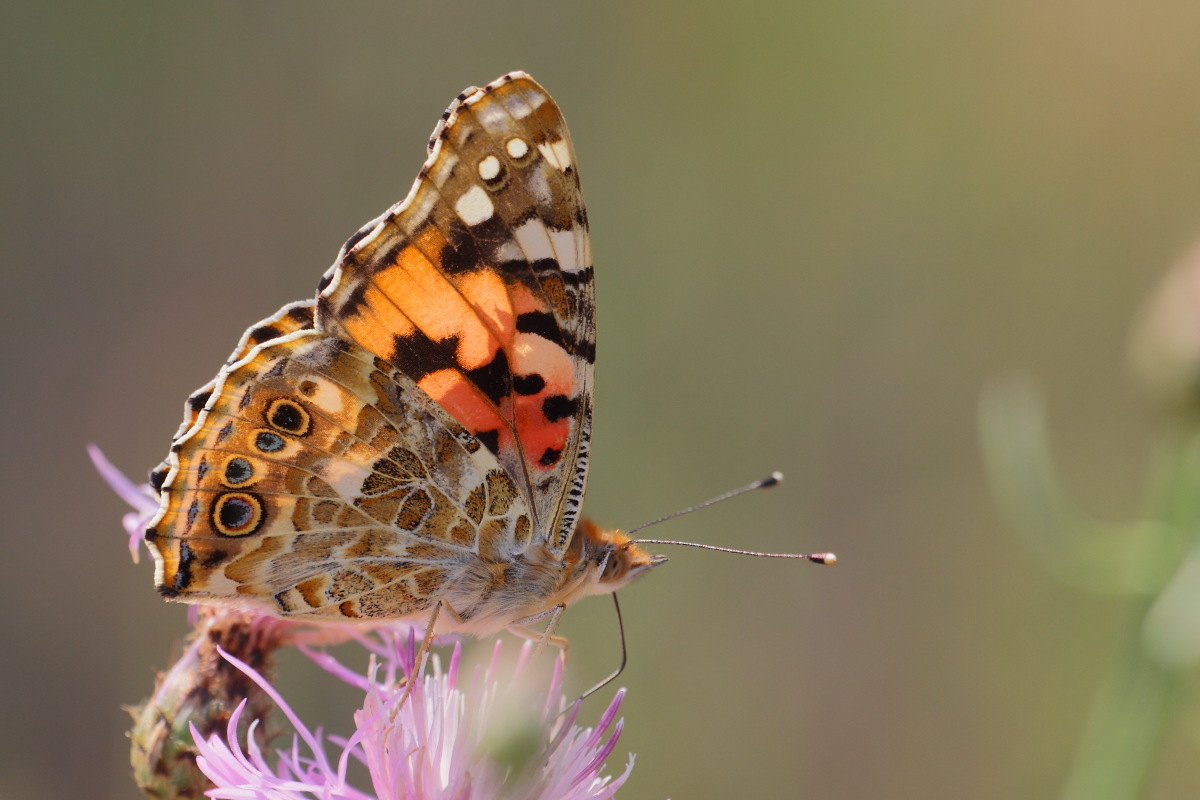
left=129, top=609, right=289, bottom=799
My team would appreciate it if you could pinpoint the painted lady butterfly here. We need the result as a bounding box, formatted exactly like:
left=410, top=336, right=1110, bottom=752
left=144, top=72, right=665, bottom=637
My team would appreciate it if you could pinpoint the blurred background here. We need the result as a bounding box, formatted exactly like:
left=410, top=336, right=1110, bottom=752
left=5, top=1, right=1200, bottom=798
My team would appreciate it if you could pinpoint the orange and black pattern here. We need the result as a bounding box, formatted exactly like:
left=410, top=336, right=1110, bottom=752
left=315, top=74, right=594, bottom=553
left=144, top=73, right=662, bottom=631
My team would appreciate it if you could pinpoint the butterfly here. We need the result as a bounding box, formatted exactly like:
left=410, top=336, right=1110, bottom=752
left=144, top=72, right=666, bottom=639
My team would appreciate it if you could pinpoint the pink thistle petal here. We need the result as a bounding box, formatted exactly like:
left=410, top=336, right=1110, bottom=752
left=88, top=443, right=157, bottom=563
left=575, top=719, right=624, bottom=790
left=298, top=645, right=372, bottom=693
left=543, top=654, right=565, bottom=720
left=214, top=647, right=344, bottom=786
left=584, top=688, right=626, bottom=751
left=546, top=699, right=582, bottom=756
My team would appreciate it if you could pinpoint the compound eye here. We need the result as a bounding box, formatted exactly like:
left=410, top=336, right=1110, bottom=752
left=602, top=549, right=624, bottom=581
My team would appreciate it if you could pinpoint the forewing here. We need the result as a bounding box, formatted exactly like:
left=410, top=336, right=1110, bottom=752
left=146, top=320, right=533, bottom=619
left=315, top=72, right=593, bottom=555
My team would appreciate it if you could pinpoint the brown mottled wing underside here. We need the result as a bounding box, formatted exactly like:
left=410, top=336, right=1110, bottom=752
left=146, top=324, right=533, bottom=618
left=315, top=72, right=594, bottom=555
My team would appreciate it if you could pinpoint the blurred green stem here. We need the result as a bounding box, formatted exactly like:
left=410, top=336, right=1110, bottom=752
left=981, top=380, right=1200, bottom=800
left=1064, top=427, right=1200, bottom=800
left=1061, top=599, right=1188, bottom=800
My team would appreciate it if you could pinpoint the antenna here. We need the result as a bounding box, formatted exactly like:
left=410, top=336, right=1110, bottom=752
left=626, top=472, right=782, bottom=535
left=625, top=472, right=837, bottom=565
left=629, top=539, right=836, bottom=564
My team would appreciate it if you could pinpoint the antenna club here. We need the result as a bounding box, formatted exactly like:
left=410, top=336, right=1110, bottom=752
left=810, top=553, right=837, bottom=565
left=762, top=471, right=784, bottom=487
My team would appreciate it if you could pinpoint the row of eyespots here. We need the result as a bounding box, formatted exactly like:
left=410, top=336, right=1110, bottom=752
left=247, top=397, right=311, bottom=457
left=212, top=396, right=312, bottom=536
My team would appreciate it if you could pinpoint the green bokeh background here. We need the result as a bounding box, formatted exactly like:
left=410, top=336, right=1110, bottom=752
left=5, top=2, right=1200, bottom=798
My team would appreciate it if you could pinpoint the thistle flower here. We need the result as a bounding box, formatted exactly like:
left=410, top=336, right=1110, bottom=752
left=193, top=632, right=634, bottom=800
left=94, top=448, right=636, bottom=800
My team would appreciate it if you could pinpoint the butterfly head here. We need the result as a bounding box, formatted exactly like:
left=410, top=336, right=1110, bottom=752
left=573, top=518, right=668, bottom=594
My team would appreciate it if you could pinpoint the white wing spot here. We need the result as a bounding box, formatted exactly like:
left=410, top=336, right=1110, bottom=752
left=304, top=378, right=347, bottom=416
left=537, top=138, right=573, bottom=172
left=478, top=155, right=501, bottom=181
left=497, top=239, right=524, bottom=263
left=472, top=101, right=508, bottom=129
left=455, top=185, right=495, bottom=226
left=549, top=227, right=583, bottom=272
left=513, top=218, right=554, bottom=262
left=324, top=460, right=375, bottom=501
left=507, top=137, right=529, bottom=159
left=525, top=169, right=552, bottom=205
left=507, top=101, right=533, bottom=120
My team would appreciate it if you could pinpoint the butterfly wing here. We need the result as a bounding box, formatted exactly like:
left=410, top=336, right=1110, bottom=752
left=148, top=300, right=317, bottom=493
left=146, top=320, right=534, bottom=619
left=146, top=72, right=593, bottom=621
left=315, top=72, right=594, bottom=556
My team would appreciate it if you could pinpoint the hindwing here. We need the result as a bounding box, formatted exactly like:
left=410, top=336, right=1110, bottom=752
left=146, top=321, right=533, bottom=619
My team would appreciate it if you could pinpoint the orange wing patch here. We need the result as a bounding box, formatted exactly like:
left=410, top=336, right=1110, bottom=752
left=316, top=73, right=594, bottom=553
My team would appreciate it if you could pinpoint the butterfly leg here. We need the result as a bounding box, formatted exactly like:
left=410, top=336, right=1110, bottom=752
left=398, top=598, right=466, bottom=710
left=505, top=621, right=571, bottom=656
left=509, top=603, right=569, bottom=661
